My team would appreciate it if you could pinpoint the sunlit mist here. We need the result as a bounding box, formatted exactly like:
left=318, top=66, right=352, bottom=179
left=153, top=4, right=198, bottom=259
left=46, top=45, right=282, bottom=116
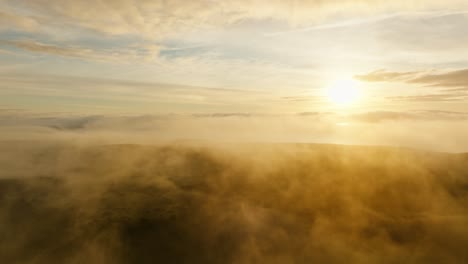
left=1, top=0, right=468, bottom=263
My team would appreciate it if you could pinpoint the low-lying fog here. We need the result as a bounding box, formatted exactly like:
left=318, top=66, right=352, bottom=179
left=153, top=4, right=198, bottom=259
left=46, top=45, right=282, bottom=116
left=1, top=140, right=467, bottom=263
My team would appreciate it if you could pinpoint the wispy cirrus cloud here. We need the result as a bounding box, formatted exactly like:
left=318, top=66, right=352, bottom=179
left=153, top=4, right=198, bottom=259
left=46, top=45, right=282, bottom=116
left=0, top=73, right=275, bottom=113
left=0, top=11, right=39, bottom=31
left=356, top=68, right=468, bottom=90
left=409, top=69, right=468, bottom=89
left=386, top=93, right=468, bottom=102
left=0, top=39, right=161, bottom=62
left=348, top=110, right=468, bottom=122
left=356, top=68, right=468, bottom=105
left=356, top=68, right=468, bottom=102
left=2, top=0, right=467, bottom=38
left=281, top=96, right=324, bottom=102
left=2, top=1, right=468, bottom=117
left=355, top=69, right=422, bottom=82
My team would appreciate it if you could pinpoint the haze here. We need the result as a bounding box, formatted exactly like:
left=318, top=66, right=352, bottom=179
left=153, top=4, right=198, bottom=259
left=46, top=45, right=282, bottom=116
left=1, top=1, right=468, bottom=263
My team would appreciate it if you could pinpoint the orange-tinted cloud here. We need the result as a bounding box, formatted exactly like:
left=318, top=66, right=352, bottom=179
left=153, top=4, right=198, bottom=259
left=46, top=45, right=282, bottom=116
left=356, top=68, right=468, bottom=90
left=2, top=0, right=467, bottom=38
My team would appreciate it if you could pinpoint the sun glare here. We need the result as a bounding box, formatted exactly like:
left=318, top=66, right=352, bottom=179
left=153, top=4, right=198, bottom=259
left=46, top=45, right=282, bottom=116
left=326, top=78, right=361, bottom=106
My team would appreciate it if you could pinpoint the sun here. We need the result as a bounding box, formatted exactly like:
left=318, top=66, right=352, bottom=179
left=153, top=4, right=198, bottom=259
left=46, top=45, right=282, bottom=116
left=326, top=78, right=361, bottom=106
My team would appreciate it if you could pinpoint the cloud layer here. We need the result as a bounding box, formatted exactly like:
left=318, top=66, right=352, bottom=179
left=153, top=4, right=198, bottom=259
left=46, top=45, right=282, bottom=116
left=3, top=0, right=466, bottom=38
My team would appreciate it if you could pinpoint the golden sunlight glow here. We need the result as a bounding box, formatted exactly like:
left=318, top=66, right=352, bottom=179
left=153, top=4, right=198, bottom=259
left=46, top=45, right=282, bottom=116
left=326, top=78, right=361, bottom=106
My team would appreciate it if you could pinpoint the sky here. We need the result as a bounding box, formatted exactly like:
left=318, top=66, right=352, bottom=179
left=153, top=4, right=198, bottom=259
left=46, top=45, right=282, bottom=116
left=1, top=0, right=468, bottom=150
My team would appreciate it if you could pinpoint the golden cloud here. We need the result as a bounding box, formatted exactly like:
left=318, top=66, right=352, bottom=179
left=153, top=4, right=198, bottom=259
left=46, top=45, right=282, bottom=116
left=2, top=0, right=467, bottom=38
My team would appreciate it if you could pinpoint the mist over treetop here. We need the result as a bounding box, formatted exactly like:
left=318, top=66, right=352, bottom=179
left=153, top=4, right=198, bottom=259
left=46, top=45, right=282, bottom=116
left=1, top=141, right=467, bottom=263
